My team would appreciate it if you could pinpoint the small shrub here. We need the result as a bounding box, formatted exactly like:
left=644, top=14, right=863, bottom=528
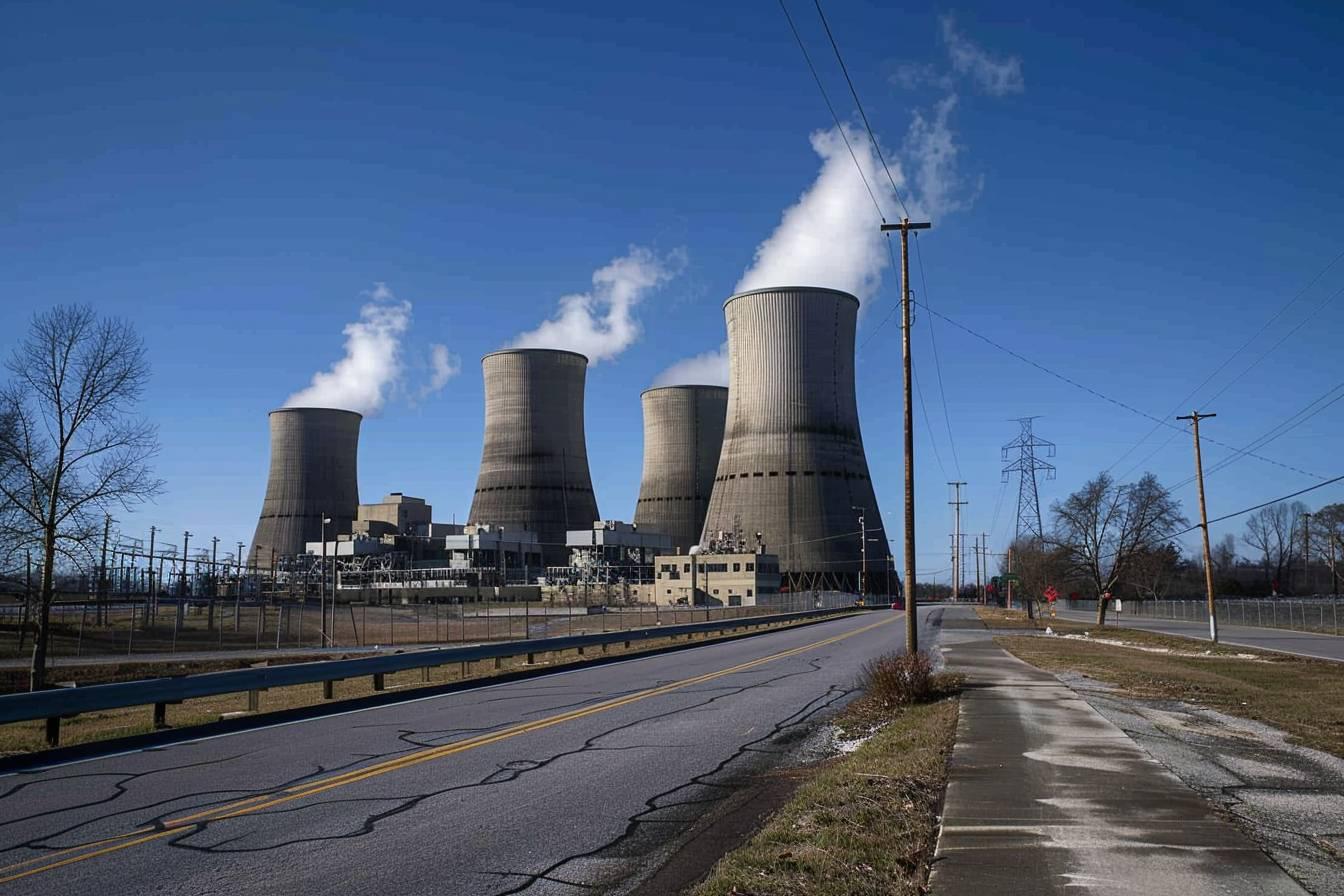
left=861, top=650, right=935, bottom=707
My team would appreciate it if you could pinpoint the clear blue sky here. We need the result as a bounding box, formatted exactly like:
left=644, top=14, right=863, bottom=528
left=3, top=1, right=1341, bottom=578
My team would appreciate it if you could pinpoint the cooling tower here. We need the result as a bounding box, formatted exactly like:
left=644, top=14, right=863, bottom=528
left=248, top=407, right=361, bottom=565
left=699, top=286, right=887, bottom=591
left=633, top=385, right=729, bottom=554
left=467, top=349, right=600, bottom=567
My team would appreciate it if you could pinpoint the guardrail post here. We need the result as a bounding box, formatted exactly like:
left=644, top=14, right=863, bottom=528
left=247, top=690, right=260, bottom=712
left=494, top=657, right=502, bottom=670
left=526, top=652, right=535, bottom=665
left=45, top=717, right=59, bottom=747
left=323, top=680, right=335, bottom=700
left=154, top=702, right=167, bottom=729
left=421, top=667, right=431, bottom=683
left=373, top=673, right=385, bottom=691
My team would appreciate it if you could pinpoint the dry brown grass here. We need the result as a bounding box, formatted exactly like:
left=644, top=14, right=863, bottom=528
left=690, top=662, right=960, bottom=896
left=998, top=632, right=1344, bottom=758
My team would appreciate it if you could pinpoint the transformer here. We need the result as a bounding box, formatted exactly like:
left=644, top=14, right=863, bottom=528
left=633, top=385, right=728, bottom=554
left=248, top=407, right=361, bottom=566
left=699, top=286, right=888, bottom=592
left=467, top=349, right=600, bottom=568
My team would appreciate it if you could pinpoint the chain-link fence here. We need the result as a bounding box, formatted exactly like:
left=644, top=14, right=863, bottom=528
left=0, top=590, right=863, bottom=660
left=1061, top=597, right=1342, bottom=636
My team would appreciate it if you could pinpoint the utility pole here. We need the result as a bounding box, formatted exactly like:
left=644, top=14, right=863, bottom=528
left=235, top=541, right=245, bottom=633
left=1302, top=512, right=1312, bottom=596
left=948, top=482, right=966, bottom=600
left=180, top=531, right=192, bottom=598
left=210, top=536, right=219, bottom=630
left=320, top=515, right=330, bottom=646
left=98, top=514, right=112, bottom=625
left=881, top=216, right=931, bottom=653
left=978, top=537, right=989, bottom=607
left=1006, top=545, right=1014, bottom=610
left=852, top=506, right=867, bottom=596
left=1178, top=411, right=1219, bottom=642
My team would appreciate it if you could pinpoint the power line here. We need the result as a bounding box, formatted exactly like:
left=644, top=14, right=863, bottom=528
left=811, top=0, right=912, bottom=220
left=776, top=0, right=885, bottom=222
left=912, top=366, right=949, bottom=479
left=912, top=299, right=1325, bottom=482
left=1107, top=247, right=1344, bottom=473
left=914, top=232, right=961, bottom=478
left=1163, top=473, right=1344, bottom=539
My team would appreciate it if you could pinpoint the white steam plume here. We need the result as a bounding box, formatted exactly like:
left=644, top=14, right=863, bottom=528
left=940, top=14, right=1024, bottom=96
left=285, top=284, right=456, bottom=414
left=510, top=246, right=686, bottom=364
left=734, top=125, right=899, bottom=306
left=652, top=342, right=729, bottom=387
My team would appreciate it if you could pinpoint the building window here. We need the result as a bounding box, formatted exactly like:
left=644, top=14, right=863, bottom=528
left=733, top=562, right=741, bottom=572
left=683, top=563, right=690, bottom=573
left=713, top=589, right=719, bottom=595
left=729, top=595, right=742, bottom=607
left=746, top=563, right=754, bottom=571
left=747, top=589, right=753, bottom=597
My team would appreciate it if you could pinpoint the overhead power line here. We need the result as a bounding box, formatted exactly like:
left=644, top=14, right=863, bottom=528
left=912, top=300, right=1326, bottom=483
left=811, top=0, right=912, bottom=220
left=1162, top=473, right=1344, bottom=540
left=914, top=233, right=961, bottom=478
left=1107, top=246, right=1344, bottom=473
left=776, top=0, right=885, bottom=222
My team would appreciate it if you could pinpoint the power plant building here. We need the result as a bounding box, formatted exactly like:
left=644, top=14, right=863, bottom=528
left=699, top=287, right=889, bottom=593
left=249, top=407, right=362, bottom=566
left=633, top=385, right=728, bottom=554
left=467, top=348, right=600, bottom=567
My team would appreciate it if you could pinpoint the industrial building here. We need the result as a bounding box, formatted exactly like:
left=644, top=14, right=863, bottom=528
left=249, top=407, right=362, bottom=566
left=699, top=286, right=889, bottom=593
left=354, top=492, right=432, bottom=538
left=443, top=524, right=543, bottom=583
left=566, top=520, right=672, bottom=584
left=652, top=551, right=780, bottom=606
left=633, top=385, right=728, bottom=555
left=467, top=348, right=600, bottom=567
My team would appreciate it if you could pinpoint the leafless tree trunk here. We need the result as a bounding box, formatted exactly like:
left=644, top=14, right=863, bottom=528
left=0, top=306, right=163, bottom=690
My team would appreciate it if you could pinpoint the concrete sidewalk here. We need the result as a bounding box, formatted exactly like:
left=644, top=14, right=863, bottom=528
left=930, top=629, right=1307, bottom=895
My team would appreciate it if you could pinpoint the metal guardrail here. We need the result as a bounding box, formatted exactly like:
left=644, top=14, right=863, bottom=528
left=1, top=606, right=854, bottom=747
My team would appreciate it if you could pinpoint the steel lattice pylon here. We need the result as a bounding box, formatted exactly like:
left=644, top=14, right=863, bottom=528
left=1002, top=417, right=1056, bottom=543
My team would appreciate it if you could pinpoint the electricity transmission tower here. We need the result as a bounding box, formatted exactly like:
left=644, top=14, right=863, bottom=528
left=1002, top=417, right=1056, bottom=543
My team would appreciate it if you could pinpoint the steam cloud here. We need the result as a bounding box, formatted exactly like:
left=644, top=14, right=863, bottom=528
left=510, top=246, right=686, bottom=364
left=284, top=284, right=457, bottom=414
left=656, top=15, right=1021, bottom=387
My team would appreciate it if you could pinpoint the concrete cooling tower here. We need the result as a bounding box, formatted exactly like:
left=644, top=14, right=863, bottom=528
left=633, top=385, right=728, bottom=554
left=467, top=349, right=600, bottom=567
left=700, top=286, right=888, bottom=592
left=249, top=407, right=362, bottom=565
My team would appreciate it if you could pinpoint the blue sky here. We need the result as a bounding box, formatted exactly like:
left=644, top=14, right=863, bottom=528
left=3, top=1, right=1341, bottom=579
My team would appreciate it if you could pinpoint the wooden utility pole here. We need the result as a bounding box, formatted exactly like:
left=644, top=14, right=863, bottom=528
left=1178, top=411, right=1219, bottom=642
left=1302, top=513, right=1312, bottom=596
left=881, top=218, right=931, bottom=652
left=974, top=535, right=983, bottom=604
left=948, top=482, right=966, bottom=600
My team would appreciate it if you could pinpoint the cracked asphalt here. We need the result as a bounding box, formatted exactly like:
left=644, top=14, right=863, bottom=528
left=0, top=609, right=925, bottom=895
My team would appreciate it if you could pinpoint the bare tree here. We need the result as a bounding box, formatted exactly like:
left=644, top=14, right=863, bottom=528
left=1003, top=537, right=1070, bottom=612
left=1049, top=472, right=1188, bottom=625
left=1124, top=542, right=1181, bottom=599
left=0, top=306, right=163, bottom=690
left=1242, top=501, right=1306, bottom=596
left=1307, top=503, right=1343, bottom=594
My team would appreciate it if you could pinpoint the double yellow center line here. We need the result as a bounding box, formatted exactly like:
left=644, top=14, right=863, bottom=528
left=0, top=613, right=894, bottom=885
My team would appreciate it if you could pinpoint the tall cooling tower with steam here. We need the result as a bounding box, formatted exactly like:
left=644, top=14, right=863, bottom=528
left=249, top=407, right=362, bottom=565
left=700, top=286, right=887, bottom=591
left=633, top=385, right=728, bottom=554
left=468, top=349, right=600, bottom=567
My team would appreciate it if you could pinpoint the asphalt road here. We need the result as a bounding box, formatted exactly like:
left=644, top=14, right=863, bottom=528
left=0, top=609, right=926, bottom=895
left=1051, top=607, right=1344, bottom=662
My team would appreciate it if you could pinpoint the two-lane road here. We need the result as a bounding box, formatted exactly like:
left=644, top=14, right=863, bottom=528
left=1050, top=607, right=1344, bottom=662
left=0, top=609, right=933, bottom=896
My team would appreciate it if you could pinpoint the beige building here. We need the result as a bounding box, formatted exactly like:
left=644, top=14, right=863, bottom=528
left=652, top=552, right=780, bottom=607
left=354, top=493, right=433, bottom=538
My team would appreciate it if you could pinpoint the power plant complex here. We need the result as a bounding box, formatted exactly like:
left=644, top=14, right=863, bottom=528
left=633, top=385, right=728, bottom=555
left=700, top=287, right=886, bottom=591
left=244, top=286, right=895, bottom=599
left=466, top=349, right=600, bottom=569
left=248, top=407, right=362, bottom=565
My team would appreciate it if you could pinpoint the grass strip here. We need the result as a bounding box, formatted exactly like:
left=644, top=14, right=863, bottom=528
left=689, top=675, right=959, bottom=896
left=998, top=630, right=1344, bottom=758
